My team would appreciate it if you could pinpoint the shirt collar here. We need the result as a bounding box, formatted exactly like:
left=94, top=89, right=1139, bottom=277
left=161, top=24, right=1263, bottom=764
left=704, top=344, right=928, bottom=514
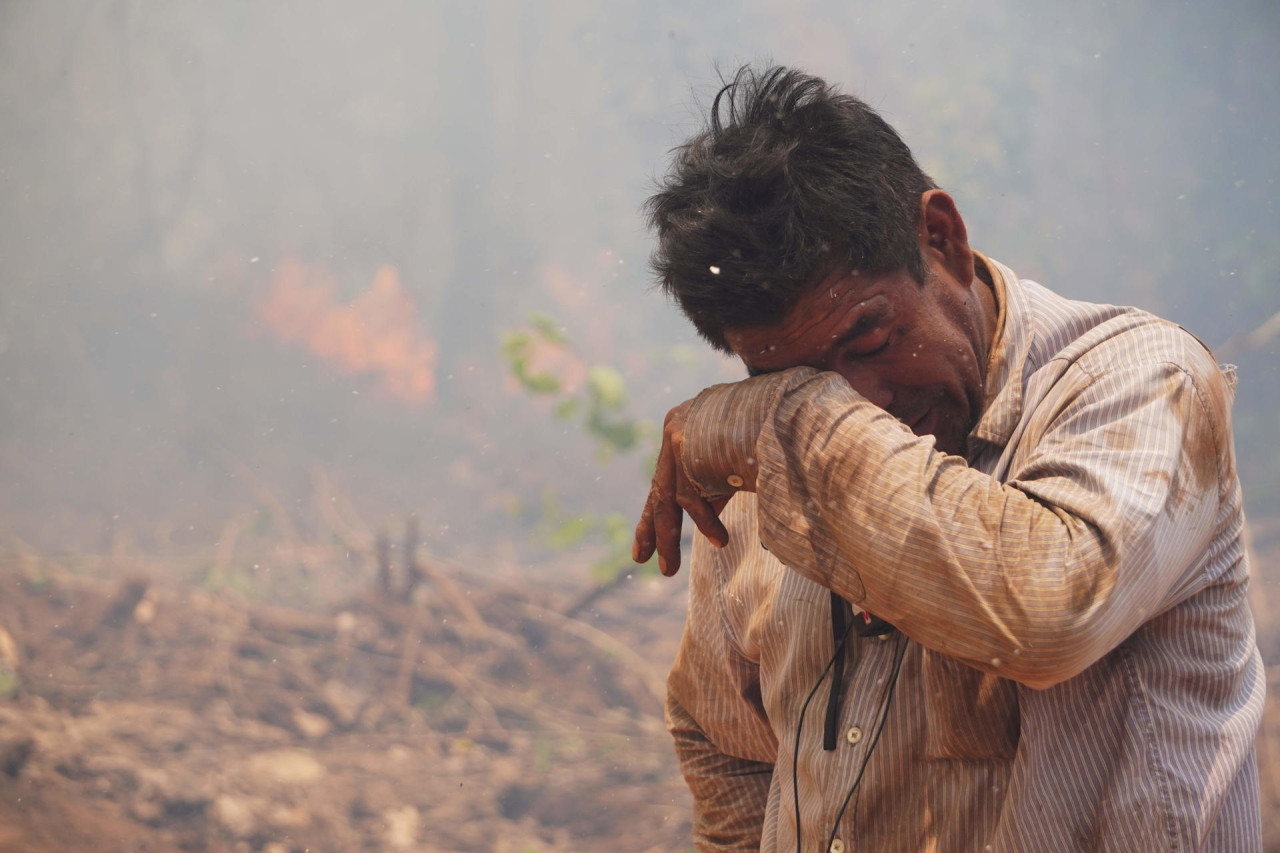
left=968, top=251, right=1032, bottom=450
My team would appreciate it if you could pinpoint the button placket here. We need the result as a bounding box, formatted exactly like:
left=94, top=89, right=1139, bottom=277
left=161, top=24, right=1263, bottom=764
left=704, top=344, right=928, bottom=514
left=824, top=630, right=901, bottom=852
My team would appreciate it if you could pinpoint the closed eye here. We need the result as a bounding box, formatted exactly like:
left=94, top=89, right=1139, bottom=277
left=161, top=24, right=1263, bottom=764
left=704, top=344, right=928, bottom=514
left=853, top=330, right=892, bottom=357
left=836, top=322, right=892, bottom=360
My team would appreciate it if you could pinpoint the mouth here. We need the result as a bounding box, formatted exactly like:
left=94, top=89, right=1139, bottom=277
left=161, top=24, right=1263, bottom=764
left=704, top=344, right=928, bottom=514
left=907, top=408, right=933, bottom=435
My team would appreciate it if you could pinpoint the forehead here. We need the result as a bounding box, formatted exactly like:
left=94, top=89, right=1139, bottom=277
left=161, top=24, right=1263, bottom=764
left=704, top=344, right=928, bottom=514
left=724, top=267, right=900, bottom=367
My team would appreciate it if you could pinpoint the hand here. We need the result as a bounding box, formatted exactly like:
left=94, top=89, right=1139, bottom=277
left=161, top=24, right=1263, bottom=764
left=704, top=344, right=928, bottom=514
left=632, top=399, right=731, bottom=577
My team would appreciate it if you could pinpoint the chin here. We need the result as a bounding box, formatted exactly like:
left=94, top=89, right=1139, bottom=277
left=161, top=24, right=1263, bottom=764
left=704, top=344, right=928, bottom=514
left=923, top=430, right=952, bottom=455
left=928, top=418, right=969, bottom=458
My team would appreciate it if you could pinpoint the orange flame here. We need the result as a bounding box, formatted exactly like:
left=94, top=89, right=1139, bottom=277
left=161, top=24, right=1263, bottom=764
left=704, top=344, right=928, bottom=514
left=258, top=258, right=438, bottom=404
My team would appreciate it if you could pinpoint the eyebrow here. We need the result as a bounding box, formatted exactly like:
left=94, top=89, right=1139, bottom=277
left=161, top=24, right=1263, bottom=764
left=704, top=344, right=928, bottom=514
left=830, top=309, right=887, bottom=352
left=743, top=305, right=888, bottom=378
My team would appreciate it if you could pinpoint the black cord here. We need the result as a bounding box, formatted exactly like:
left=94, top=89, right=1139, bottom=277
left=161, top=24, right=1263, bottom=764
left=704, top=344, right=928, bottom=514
left=823, top=593, right=849, bottom=751
left=794, top=613, right=856, bottom=853
left=824, top=633, right=908, bottom=853
left=793, top=623, right=907, bottom=853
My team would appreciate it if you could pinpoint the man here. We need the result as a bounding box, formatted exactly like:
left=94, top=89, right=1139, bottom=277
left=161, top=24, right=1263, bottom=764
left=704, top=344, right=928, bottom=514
left=632, top=66, right=1264, bottom=852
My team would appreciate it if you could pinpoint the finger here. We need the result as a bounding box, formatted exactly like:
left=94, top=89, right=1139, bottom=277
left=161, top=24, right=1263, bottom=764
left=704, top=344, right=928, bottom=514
left=653, top=481, right=685, bottom=576
left=677, top=476, right=729, bottom=548
left=636, top=398, right=696, bottom=575
left=634, top=439, right=678, bottom=565
left=687, top=499, right=729, bottom=548
left=632, top=489, right=657, bottom=564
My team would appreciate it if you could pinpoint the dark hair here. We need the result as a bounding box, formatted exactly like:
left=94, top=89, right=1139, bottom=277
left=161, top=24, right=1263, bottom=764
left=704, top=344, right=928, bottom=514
left=646, top=65, right=936, bottom=352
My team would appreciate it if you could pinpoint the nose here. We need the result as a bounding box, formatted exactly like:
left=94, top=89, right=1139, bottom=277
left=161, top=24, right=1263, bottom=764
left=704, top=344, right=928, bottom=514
left=833, top=366, right=894, bottom=412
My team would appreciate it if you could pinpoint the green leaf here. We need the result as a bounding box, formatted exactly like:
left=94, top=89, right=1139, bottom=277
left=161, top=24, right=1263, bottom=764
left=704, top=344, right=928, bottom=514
left=522, top=371, right=561, bottom=394
left=599, top=513, right=630, bottom=546
left=500, top=330, right=532, bottom=362
left=502, top=329, right=562, bottom=394
left=529, top=312, right=569, bottom=345
left=586, top=365, right=627, bottom=409
left=548, top=515, right=592, bottom=549
left=586, top=412, right=640, bottom=454
left=553, top=398, right=581, bottom=420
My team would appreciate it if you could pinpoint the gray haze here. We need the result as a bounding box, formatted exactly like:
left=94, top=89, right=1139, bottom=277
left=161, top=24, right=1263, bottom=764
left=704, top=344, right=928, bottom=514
left=2, top=1, right=1278, bottom=577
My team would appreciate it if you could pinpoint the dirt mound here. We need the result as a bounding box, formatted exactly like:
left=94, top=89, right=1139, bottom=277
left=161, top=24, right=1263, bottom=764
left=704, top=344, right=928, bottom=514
left=0, top=562, right=692, bottom=852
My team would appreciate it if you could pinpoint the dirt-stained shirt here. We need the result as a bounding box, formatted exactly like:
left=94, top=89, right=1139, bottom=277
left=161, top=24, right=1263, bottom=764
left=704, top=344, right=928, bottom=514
left=666, top=254, right=1265, bottom=852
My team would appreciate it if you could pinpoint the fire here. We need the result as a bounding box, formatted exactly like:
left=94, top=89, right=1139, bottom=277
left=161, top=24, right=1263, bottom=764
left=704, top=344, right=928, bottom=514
left=258, top=258, right=438, bottom=404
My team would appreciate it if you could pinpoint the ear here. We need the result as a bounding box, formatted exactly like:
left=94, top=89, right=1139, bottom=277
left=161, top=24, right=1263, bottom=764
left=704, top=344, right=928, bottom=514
left=919, top=189, right=973, bottom=286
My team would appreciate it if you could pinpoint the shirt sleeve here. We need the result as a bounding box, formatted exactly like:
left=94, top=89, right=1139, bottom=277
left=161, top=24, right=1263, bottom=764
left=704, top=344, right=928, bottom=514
left=681, top=346, right=1233, bottom=690
left=666, top=527, right=777, bottom=851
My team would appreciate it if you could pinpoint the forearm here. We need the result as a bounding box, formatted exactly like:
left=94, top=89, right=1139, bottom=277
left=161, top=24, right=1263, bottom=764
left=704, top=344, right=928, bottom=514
left=685, top=364, right=1224, bottom=688
left=755, top=392, right=1131, bottom=686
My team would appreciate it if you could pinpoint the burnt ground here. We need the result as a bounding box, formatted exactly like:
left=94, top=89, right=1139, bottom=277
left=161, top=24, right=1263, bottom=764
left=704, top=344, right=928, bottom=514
left=0, top=557, right=693, bottom=853
left=0, top=552, right=1276, bottom=852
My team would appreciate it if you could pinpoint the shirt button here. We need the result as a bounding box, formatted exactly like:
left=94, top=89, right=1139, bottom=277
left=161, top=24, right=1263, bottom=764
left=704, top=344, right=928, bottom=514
left=830, top=839, right=846, bottom=853
left=726, top=473, right=745, bottom=488
left=846, top=726, right=863, bottom=745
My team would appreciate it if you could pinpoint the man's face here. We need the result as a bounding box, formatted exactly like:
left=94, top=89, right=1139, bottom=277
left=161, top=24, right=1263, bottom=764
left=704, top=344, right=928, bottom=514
left=723, top=261, right=990, bottom=457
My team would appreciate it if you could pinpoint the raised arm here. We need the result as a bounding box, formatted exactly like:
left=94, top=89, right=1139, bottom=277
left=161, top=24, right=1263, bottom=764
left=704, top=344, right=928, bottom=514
left=640, top=334, right=1234, bottom=689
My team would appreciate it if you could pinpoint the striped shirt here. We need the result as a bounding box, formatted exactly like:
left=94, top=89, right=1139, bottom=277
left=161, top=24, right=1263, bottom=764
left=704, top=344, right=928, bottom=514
left=666, top=255, right=1265, bottom=852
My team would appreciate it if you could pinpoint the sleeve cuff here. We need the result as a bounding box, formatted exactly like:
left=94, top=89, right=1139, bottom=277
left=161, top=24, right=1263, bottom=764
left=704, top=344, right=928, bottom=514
left=680, top=368, right=821, bottom=498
